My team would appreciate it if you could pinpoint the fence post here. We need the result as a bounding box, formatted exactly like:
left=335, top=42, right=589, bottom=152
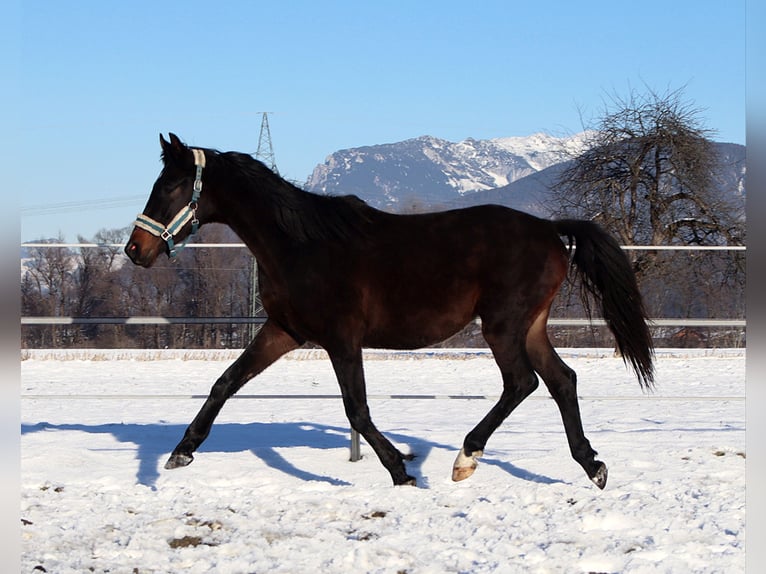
left=350, top=429, right=361, bottom=462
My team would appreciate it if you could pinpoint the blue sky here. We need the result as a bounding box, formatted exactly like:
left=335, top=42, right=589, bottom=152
left=15, top=0, right=746, bottom=242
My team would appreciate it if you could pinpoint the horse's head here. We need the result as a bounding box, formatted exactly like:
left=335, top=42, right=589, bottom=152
left=125, top=133, right=207, bottom=267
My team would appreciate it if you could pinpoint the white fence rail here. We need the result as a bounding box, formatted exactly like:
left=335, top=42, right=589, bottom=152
left=20, top=316, right=746, bottom=327
left=19, top=242, right=749, bottom=251
left=20, top=243, right=746, bottom=329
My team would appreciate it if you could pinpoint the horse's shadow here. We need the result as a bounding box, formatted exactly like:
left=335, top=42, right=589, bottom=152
left=21, top=421, right=562, bottom=489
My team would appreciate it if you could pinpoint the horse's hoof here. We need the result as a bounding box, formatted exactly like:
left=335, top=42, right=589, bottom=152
left=590, top=462, right=608, bottom=490
left=452, top=466, right=476, bottom=482
left=393, top=474, right=417, bottom=486
left=452, top=449, right=483, bottom=482
left=165, top=453, right=194, bottom=469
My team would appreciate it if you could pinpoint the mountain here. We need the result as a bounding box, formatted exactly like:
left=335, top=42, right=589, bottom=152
left=305, top=132, right=590, bottom=212
left=456, top=141, right=746, bottom=218
left=305, top=134, right=746, bottom=218
left=446, top=162, right=566, bottom=217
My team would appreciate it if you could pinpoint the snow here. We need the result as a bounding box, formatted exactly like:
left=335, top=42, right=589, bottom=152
left=490, top=132, right=591, bottom=172
left=21, top=348, right=745, bottom=573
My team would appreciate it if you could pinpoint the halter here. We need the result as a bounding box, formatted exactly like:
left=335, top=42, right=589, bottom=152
left=134, top=148, right=206, bottom=258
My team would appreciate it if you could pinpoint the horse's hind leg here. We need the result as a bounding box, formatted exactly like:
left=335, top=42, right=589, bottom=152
left=453, top=322, right=539, bottom=481
left=165, top=319, right=300, bottom=469
left=526, top=309, right=607, bottom=489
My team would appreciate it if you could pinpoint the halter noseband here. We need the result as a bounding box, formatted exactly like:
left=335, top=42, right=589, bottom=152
left=134, top=148, right=206, bottom=258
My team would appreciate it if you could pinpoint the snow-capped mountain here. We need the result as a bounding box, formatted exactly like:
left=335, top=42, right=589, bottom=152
left=305, top=132, right=590, bottom=211
left=305, top=133, right=745, bottom=218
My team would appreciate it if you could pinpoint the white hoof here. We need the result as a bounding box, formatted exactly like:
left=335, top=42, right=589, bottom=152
left=452, top=449, right=483, bottom=482
left=590, top=462, right=608, bottom=490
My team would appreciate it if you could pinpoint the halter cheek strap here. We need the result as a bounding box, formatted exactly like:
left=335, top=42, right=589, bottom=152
left=134, top=148, right=206, bottom=258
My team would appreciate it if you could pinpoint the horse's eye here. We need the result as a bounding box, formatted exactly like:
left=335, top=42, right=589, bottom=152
left=166, top=178, right=187, bottom=194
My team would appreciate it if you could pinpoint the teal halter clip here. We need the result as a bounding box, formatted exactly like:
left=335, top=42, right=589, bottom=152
left=134, top=148, right=205, bottom=258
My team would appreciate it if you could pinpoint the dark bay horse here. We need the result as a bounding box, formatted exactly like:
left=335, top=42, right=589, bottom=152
left=125, top=133, right=654, bottom=489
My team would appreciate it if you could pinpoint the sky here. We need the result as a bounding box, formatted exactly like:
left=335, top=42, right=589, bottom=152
left=12, top=0, right=747, bottom=243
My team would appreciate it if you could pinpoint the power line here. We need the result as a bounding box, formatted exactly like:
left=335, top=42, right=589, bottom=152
left=21, top=195, right=146, bottom=217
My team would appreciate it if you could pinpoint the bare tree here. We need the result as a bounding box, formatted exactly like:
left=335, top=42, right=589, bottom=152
left=70, top=228, right=131, bottom=346
left=548, top=86, right=745, bottom=345
left=551, top=86, right=743, bottom=249
left=184, top=224, right=251, bottom=349
left=21, top=235, right=75, bottom=346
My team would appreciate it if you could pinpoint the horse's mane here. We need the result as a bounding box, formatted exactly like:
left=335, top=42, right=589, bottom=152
left=213, top=150, right=377, bottom=244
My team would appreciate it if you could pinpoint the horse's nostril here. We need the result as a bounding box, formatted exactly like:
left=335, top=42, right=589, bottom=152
left=125, top=241, right=139, bottom=259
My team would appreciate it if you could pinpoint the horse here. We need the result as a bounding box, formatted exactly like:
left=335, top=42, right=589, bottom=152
left=125, top=133, right=654, bottom=489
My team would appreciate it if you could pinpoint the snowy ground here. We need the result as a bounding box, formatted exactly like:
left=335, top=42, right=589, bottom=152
left=21, top=348, right=745, bottom=573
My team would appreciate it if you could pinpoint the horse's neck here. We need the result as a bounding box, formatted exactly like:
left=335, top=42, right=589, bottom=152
left=214, top=176, right=294, bottom=272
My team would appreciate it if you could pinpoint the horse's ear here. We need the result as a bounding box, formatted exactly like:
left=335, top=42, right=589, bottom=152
left=168, top=133, right=184, bottom=149
left=159, top=133, right=190, bottom=165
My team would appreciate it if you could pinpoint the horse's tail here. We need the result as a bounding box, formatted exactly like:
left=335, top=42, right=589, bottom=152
left=554, top=219, right=655, bottom=389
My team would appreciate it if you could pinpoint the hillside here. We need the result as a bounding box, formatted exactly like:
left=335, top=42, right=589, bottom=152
left=305, top=134, right=746, bottom=217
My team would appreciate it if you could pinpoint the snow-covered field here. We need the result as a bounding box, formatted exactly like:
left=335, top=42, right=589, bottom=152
left=21, top=348, right=745, bottom=573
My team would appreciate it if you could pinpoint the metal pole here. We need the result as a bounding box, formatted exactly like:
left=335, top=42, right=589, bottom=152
left=350, top=429, right=361, bottom=462
left=249, top=256, right=258, bottom=341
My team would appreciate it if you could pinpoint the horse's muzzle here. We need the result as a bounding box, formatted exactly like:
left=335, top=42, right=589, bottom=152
left=124, top=228, right=164, bottom=267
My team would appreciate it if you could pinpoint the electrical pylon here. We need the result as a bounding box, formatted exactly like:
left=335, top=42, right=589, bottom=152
left=255, top=112, right=279, bottom=175
left=248, top=112, right=279, bottom=340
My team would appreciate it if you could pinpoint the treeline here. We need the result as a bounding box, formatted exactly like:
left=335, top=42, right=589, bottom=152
left=21, top=225, right=261, bottom=349
left=550, top=248, right=745, bottom=348
left=21, top=224, right=745, bottom=349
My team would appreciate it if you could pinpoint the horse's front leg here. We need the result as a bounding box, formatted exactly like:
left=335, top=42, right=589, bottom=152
left=328, top=348, right=415, bottom=486
left=165, top=320, right=300, bottom=469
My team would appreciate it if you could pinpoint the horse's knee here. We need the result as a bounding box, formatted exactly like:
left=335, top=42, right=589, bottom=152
left=344, top=406, right=373, bottom=433
left=208, top=376, right=233, bottom=402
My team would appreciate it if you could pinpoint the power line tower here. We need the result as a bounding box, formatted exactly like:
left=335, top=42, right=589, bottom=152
left=248, top=112, right=279, bottom=340
left=255, top=112, right=279, bottom=174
